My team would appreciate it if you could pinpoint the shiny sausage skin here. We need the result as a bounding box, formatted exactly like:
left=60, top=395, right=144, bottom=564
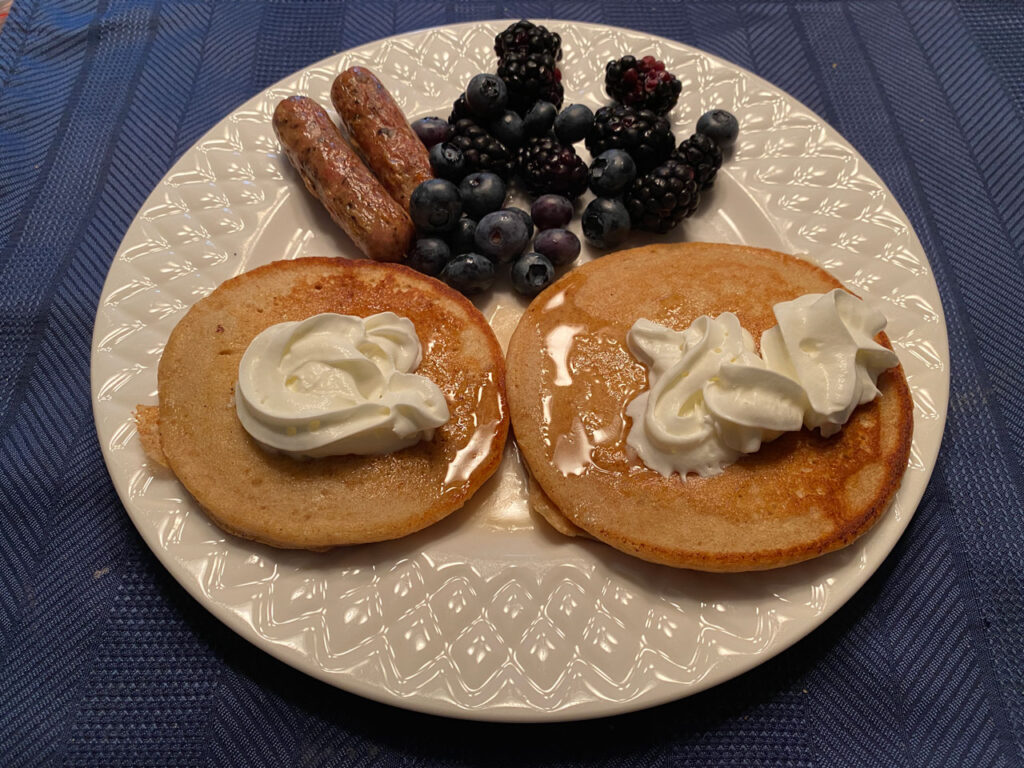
left=273, top=95, right=414, bottom=262
left=331, top=67, right=433, bottom=211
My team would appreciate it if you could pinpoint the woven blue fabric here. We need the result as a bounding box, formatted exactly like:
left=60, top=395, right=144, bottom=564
left=1, top=1, right=1022, bottom=765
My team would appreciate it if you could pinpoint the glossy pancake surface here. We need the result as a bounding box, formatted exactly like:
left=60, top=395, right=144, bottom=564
left=152, top=257, right=508, bottom=549
left=506, top=243, right=913, bottom=571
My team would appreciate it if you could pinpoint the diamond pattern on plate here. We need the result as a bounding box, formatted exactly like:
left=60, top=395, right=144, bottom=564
left=450, top=618, right=509, bottom=692
left=91, top=20, right=947, bottom=719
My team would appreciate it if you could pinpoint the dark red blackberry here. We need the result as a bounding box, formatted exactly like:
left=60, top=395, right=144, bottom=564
left=517, top=136, right=589, bottom=199
left=604, top=55, right=682, bottom=115
left=623, top=158, right=700, bottom=233
left=497, top=51, right=563, bottom=114
left=585, top=104, right=675, bottom=174
left=449, top=118, right=515, bottom=180
left=674, top=132, right=722, bottom=188
left=494, top=19, right=562, bottom=60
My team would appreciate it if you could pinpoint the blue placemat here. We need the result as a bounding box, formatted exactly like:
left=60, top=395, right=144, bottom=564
left=1, top=1, right=1022, bottom=765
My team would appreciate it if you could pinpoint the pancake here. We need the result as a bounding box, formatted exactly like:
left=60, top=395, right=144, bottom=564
left=526, top=472, right=590, bottom=538
left=142, top=257, right=508, bottom=550
left=506, top=243, right=913, bottom=572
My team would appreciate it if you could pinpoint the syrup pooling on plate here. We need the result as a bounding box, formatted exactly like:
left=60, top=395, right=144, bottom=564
left=531, top=278, right=648, bottom=479
left=441, top=371, right=506, bottom=490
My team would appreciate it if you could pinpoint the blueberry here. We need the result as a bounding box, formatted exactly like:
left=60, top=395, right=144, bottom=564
left=533, top=228, right=581, bottom=267
left=696, top=109, right=739, bottom=146
left=490, top=110, right=525, bottom=149
left=554, top=104, right=595, bottom=145
left=474, top=209, right=531, bottom=264
left=511, top=252, right=555, bottom=297
left=588, top=149, right=637, bottom=197
left=523, top=100, right=557, bottom=137
left=411, top=117, right=451, bottom=148
left=447, top=216, right=478, bottom=255
left=428, top=142, right=466, bottom=181
left=459, top=172, right=506, bottom=219
left=503, top=206, right=534, bottom=240
left=530, top=194, right=573, bottom=230
left=581, top=197, right=631, bottom=249
left=440, top=252, right=495, bottom=295
left=409, top=179, right=462, bottom=235
left=406, top=238, right=451, bottom=276
left=465, top=74, right=508, bottom=119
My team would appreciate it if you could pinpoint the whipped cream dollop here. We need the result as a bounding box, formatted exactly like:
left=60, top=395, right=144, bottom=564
left=625, top=289, right=899, bottom=478
left=235, top=312, right=450, bottom=458
left=761, top=290, right=900, bottom=436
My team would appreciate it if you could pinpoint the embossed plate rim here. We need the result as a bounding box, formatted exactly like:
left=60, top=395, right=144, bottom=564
left=91, top=19, right=949, bottom=721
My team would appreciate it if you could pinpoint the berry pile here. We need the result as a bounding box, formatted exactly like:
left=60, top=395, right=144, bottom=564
left=584, top=54, right=739, bottom=239
left=403, top=21, right=589, bottom=297
left=407, top=174, right=580, bottom=297
left=402, top=20, right=741, bottom=298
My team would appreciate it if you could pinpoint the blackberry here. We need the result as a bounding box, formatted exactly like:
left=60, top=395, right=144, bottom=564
left=449, top=118, right=515, bottom=180
left=517, top=135, right=589, bottom=199
left=624, top=158, right=700, bottom=233
left=494, top=19, right=562, bottom=60
left=604, top=55, right=682, bottom=115
left=585, top=104, right=675, bottom=174
left=674, top=132, right=722, bottom=189
left=497, top=51, right=564, bottom=114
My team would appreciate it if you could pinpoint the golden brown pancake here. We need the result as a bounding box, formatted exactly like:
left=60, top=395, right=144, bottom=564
left=506, top=243, right=913, bottom=572
left=140, top=257, right=508, bottom=550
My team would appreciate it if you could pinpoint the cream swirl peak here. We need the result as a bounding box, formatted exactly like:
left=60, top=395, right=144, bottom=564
left=235, top=312, right=450, bottom=458
left=625, top=289, right=899, bottom=478
left=761, top=290, right=899, bottom=436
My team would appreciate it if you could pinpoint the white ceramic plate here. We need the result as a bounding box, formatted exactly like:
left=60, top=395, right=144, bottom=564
left=91, top=20, right=949, bottom=721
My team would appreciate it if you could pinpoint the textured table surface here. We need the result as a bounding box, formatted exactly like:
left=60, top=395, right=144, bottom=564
left=1, top=1, right=1023, bottom=766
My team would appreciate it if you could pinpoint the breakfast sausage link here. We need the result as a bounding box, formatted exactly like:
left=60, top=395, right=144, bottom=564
left=331, top=67, right=434, bottom=211
left=273, top=95, right=414, bottom=262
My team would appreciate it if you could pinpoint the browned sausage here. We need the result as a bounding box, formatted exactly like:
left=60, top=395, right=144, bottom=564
left=331, top=67, right=433, bottom=212
left=273, top=95, right=414, bottom=262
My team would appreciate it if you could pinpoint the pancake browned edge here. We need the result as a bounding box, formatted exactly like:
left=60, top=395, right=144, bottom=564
left=506, top=243, right=914, bottom=572
left=135, top=257, right=508, bottom=550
